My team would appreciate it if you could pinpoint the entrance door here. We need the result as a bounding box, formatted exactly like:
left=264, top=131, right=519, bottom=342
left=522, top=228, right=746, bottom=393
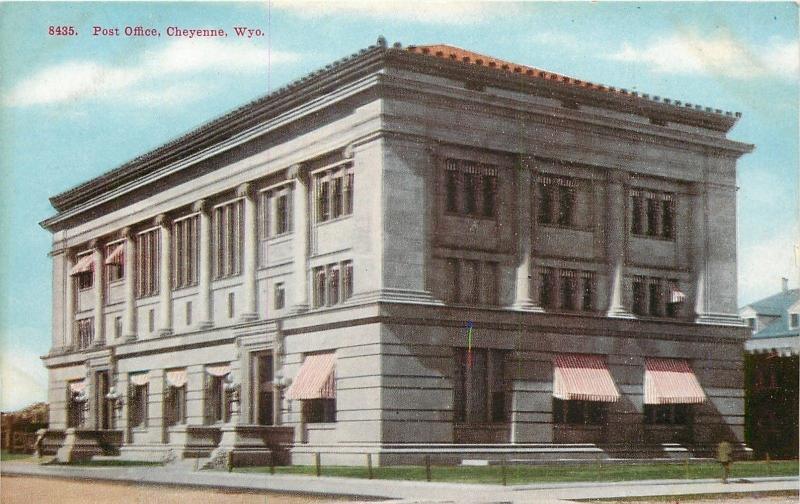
left=96, top=370, right=111, bottom=430
left=252, top=353, right=274, bottom=425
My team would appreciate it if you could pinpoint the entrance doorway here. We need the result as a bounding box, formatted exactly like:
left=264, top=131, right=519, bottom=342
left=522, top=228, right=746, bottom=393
left=251, top=353, right=274, bottom=425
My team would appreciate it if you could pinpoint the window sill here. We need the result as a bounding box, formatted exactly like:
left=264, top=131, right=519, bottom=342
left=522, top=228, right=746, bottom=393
left=553, top=423, right=605, bottom=429
left=264, top=232, right=293, bottom=244
left=108, top=279, right=125, bottom=287
left=630, top=233, right=675, bottom=242
left=306, top=422, right=336, bottom=429
left=453, top=422, right=508, bottom=429
left=537, top=223, right=589, bottom=232
left=131, top=426, right=148, bottom=432
left=314, top=214, right=352, bottom=227
left=444, top=211, right=497, bottom=222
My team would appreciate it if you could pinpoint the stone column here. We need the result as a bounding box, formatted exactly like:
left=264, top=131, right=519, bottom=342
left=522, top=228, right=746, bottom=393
left=65, top=252, right=75, bottom=349
left=512, top=160, right=541, bottom=311
left=606, top=169, right=635, bottom=319
left=238, top=183, right=259, bottom=322
left=289, top=164, right=309, bottom=313
left=156, top=214, right=173, bottom=336
left=91, top=241, right=105, bottom=346
left=122, top=228, right=137, bottom=341
left=195, top=200, right=214, bottom=329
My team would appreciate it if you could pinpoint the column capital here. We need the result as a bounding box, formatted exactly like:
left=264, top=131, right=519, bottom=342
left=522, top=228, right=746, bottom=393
left=192, top=199, right=209, bottom=213
left=287, top=163, right=306, bottom=180
left=236, top=182, right=253, bottom=199
left=607, top=168, right=629, bottom=185
left=120, top=226, right=134, bottom=239
left=154, top=213, right=169, bottom=227
left=89, top=238, right=103, bottom=251
left=342, top=143, right=355, bottom=160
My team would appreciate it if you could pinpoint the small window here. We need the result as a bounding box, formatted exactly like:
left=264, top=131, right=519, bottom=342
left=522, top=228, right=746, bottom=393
left=553, top=398, right=605, bottom=425
left=661, top=199, right=674, bottom=239
left=77, top=271, right=93, bottom=290
left=646, top=198, right=658, bottom=236
left=114, top=316, right=122, bottom=339
left=644, top=404, right=690, bottom=425
left=557, top=186, right=575, bottom=227
left=648, top=281, right=662, bottom=316
left=304, top=398, right=336, bottom=423
left=342, top=261, right=354, bottom=301
left=185, top=301, right=192, bottom=326
left=227, top=292, right=235, bottom=319
left=540, top=268, right=555, bottom=309
left=165, top=382, right=186, bottom=427
left=538, top=185, right=554, bottom=225
left=790, top=313, right=799, bottom=328
left=632, top=278, right=646, bottom=316
left=313, top=267, right=326, bottom=308
left=317, top=179, right=330, bottom=222
left=482, top=175, right=496, bottom=217
left=446, top=170, right=459, bottom=213
left=561, top=271, right=577, bottom=311
left=332, top=176, right=343, bottom=219
left=328, top=265, right=340, bottom=306
left=344, top=172, right=354, bottom=215
left=463, top=173, right=477, bottom=215
left=276, top=194, right=289, bottom=235
left=148, top=309, right=155, bottom=333
left=274, top=283, right=285, bottom=310
left=631, top=195, right=643, bottom=234
left=581, top=274, right=595, bottom=312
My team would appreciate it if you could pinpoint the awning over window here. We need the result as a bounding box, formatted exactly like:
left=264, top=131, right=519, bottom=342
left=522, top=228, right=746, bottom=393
left=287, top=353, right=336, bottom=400
left=166, top=369, right=188, bottom=388
left=69, top=254, right=95, bottom=276
left=68, top=380, right=86, bottom=393
left=105, top=244, right=124, bottom=265
left=129, top=373, right=150, bottom=386
left=553, top=353, right=620, bottom=402
left=644, top=358, right=706, bottom=405
left=206, top=364, right=231, bottom=377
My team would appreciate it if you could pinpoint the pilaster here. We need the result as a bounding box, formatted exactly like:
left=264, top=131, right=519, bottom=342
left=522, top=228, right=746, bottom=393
left=91, top=240, right=105, bottom=347
left=289, top=164, right=310, bottom=313
left=512, top=157, right=543, bottom=312
left=238, top=183, right=259, bottom=322
left=64, top=252, right=76, bottom=348
left=194, top=200, right=214, bottom=329
left=605, top=169, right=635, bottom=319
left=122, top=227, right=137, bottom=341
left=156, top=215, right=172, bottom=336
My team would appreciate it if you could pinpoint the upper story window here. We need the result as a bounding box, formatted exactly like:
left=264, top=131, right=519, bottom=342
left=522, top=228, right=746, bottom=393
left=136, top=228, right=160, bottom=298
left=444, top=159, right=498, bottom=219
left=632, top=276, right=683, bottom=318
left=172, top=215, right=198, bottom=290
left=445, top=258, right=498, bottom=306
left=315, top=164, right=354, bottom=223
left=105, top=242, right=124, bottom=283
left=630, top=189, right=675, bottom=240
left=312, top=260, right=354, bottom=308
left=213, top=199, right=243, bottom=279
left=536, top=175, right=578, bottom=228
left=539, top=267, right=596, bottom=312
left=260, top=186, right=293, bottom=239
left=790, top=313, right=799, bottom=328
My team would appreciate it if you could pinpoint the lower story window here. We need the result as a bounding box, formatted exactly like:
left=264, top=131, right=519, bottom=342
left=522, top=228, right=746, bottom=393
left=304, top=398, right=336, bottom=423
left=165, top=386, right=187, bottom=426
left=644, top=404, right=691, bottom=425
left=453, top=348, right=507, bottom=424
left=205, top=374, right=231, bottom=424
left=129, top=383, right=149, bottom=428
left=553, top=398, right=605, bottom=425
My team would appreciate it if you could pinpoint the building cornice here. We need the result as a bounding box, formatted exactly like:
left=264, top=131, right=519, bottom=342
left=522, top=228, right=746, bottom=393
left=41, top=38, right=753, bottom=232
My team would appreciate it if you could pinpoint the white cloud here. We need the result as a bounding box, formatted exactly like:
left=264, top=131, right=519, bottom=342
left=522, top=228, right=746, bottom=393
left=0, top=347, right=47, bottom=412
left=738, top=229, right=800, bottom=306
left=530, top=31, right=581, bottom=51
left=271, top=0, right=509, bottom=25
left=609, top=33, right=799, bottom=80
left=2, top=39, right=302, bottom=108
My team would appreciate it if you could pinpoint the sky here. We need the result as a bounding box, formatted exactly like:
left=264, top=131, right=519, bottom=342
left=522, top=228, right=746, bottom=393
left=0, top=1, right=797, bottom=411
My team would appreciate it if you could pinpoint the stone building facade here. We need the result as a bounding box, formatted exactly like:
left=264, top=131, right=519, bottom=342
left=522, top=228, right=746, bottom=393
left=40, top=39, right=753, bottom=465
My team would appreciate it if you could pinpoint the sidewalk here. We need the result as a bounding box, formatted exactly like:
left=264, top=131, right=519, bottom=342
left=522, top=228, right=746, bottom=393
left=2, top=461, right=797, bottom=503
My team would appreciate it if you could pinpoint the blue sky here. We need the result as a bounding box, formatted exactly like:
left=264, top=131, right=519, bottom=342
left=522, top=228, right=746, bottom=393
left=0, top=1, right=797, bottom=411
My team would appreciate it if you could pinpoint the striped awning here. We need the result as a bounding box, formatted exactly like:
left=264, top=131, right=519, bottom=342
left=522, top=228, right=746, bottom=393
left=105, top=244, right=124, bottom=265
left=553, top=353, right=620, bottom=402
left=68, top=380, right=86, bottom=393
left=644, top=358, right=706, bottom=405
left=69, top=254, right=95, bottom=276
left=287, top=353, right=336, bottom=400
left=166, top=369, right=188, bottom=388
left=206, top=364, right=231, bottom=377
